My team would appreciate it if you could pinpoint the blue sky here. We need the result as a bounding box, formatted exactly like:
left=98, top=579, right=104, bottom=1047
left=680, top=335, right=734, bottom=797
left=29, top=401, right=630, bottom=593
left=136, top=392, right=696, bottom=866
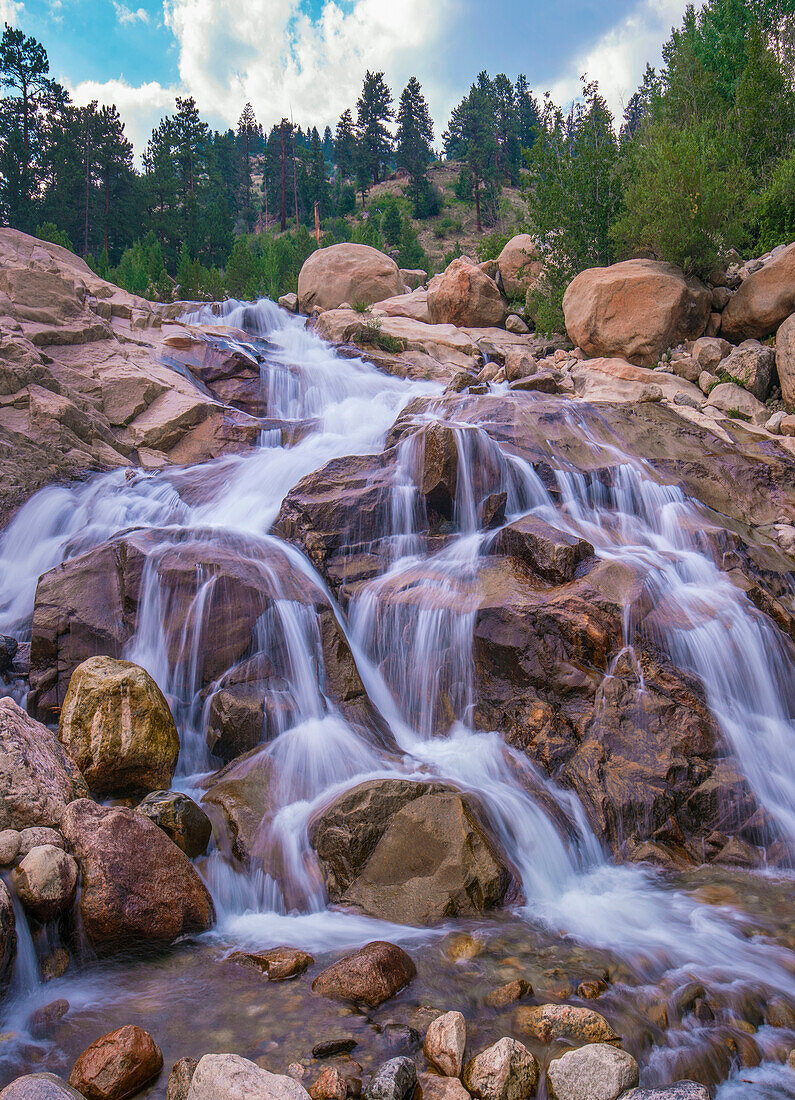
left=4, top=0, right=689, bottom=152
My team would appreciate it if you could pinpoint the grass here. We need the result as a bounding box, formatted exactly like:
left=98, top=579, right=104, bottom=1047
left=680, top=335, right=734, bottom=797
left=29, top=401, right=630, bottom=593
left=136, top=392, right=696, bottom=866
left=356, top=316, right=406, bottom=354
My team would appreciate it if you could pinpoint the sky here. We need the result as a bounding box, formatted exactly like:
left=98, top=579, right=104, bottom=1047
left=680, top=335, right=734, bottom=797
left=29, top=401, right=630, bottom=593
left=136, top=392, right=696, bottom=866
left=2, top=0, right=691, bottom=154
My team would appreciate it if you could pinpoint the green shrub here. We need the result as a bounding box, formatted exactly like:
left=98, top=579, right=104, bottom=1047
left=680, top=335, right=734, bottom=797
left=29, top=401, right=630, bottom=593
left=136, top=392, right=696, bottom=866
left=476, top=230, right=511, bottom=262
left=754, top=149, right=795, bottom=253
left=454, top=167, right=473, bottom=201
left=356, top=315, right=406, bottom=354
left=35, top=222, right=74, bottom=252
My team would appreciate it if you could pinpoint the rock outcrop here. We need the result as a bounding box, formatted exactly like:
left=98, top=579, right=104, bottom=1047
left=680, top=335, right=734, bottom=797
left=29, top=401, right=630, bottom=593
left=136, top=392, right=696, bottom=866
left=563, top=260, right=711, bottom=366
left=298, top=244, right=404, bottom=313
left=720, top=241, right=795, bottom=340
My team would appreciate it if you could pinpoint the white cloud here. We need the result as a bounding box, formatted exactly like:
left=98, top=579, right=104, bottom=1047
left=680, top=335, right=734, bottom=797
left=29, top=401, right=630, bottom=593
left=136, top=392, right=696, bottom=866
left=0, top=0, right=24, bottom=24
left=68, top=76, right=176, bottom=155
left=544, top=0, right=688, bottom=120
left=113, top=1, right=150, bottom=23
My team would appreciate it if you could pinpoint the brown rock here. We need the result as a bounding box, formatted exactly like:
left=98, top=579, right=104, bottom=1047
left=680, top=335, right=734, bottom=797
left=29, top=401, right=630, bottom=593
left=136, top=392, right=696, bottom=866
left=227, top=946, right=314, bottom=981
left=310, top=1068, right=347, bottom=1100
left=562, top=260, right=711, bottom=366
left=513, top=1003, right=619, bottom=1045
left=424, top=1011, right=466, bottom=1077
left=29, top=999, right=69, bottom=1039
left=311, top=941, right=416, bottom=1008
left=12, top=844, right=78, bottom=921
left=776, top=311, right=795, bottom=407
left=428, top=259, right=507, bottom=329
left=166, top=1058, right=198, bottom=1100
left=200, top=745, right=278, bottom=867
left=463, top=1037, right=538, bottom=1100
left=721, top=242, right=795, bottom=340
left=60, top=799, right=214, bottom=954
left=417, top=1075, right=471, bottom=1100
left=497, top=236, right=543, bottom=300
left=491, top=516, right=593, bottom=584
left=577, top=979, right=608, bottom=1000
left=484, top=980, right=532, bottom=1009
left=136, top=791, right=211, bottom=858
left=58, top=657, right=179, bottom=798
left=298, top=245, right=403, bottom=313
left=692, top=336, right=731, bottom=372
left=68, top=1025, right=163, bottom=1100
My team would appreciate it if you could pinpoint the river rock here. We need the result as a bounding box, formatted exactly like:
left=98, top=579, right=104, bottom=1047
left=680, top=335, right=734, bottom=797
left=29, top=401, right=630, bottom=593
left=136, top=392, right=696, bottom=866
left=0, top=698, right=87, bottom=830
left=12, top=844, right=78, bottom=921
left=311, top=941, right=416, bottom=1008
left=513, top=1004, right=619, bottom=1045
left=622, top=1086, right=709, bottom=1100
left=309, top=1067, right=347, bottom=1100
left=719, top=341, right=777, bottom=401
left=0, top=830, right=20, bottom=865
left=136, top=791, right=212, bottom=858
left=0, top=637, right=17, bottom=674
left=497, top=236, right=542, bottom=300
left=0, top=1075, right=85, bottom=1100
left=18, top=827, right=65, bottom=858
left=364, top=1058, right=416, bottom=1100
left=68, top=1024, right=163, bottom=1100
left=484, top=980, right=533, bottom=1009
left=29, top=998, right=70, bottom=1038
left=200, top=745, right=278, bottom=866
left=776, top=311, right=795, bottom=407
left=562, top=259, right=711, bottom=366
left=463, top=1037, right=539, bottom=1100
left=60, top=799, right=214, bottom=953
left=187, top=1055, right=312, bottom=1100
left=166, top=1059, right=199, bottom=1100
left=721, top=241, right=795, bottom=340
left=227, top=946, right=314, bottom=981
left=546, top=1044, right=638, bottom=1100
left=298, top=245, right=403, bottom=313
left=417, top=1074, right=470, bottom=1100
left=424, top=1010, right=466, bottom=1077
left=0, top=879, right=15, bottom=992
left=428, top=260, right=507, bottom=329
left=58, top=656, right=179, bottom=797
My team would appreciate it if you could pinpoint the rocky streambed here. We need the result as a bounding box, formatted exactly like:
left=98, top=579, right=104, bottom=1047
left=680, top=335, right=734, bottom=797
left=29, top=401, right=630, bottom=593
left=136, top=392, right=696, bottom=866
left=0, top=231, right=793, bottom=1100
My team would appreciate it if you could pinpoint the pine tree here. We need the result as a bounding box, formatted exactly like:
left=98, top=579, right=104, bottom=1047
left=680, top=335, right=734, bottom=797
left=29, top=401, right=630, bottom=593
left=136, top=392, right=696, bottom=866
left=515, top=74, right=541, bottom=153
left=334, top=108, right=357, bottom=180
left=143, top=116, right=180, bottom=266
left=381, top=200, right=402, bottom=247
left=237, top=102, right=259, bottom=231
left=356, top=70, right=393, bottom=185
left=445, top=83, right=499, bottom=230
left=308, top=125, right=330, bottom=217
left=395, top=76, right=438, bottom=215
left=95, top=105, right=134, bottom=260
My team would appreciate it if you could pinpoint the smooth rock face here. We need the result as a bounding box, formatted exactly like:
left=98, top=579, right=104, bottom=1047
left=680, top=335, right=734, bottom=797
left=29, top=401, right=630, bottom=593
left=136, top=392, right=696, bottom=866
left=513, top=1004, right=619, bottom=1045
left=136, top=791, right=212, bottom=858
left=311, top=941, right=416, bottom=1008
left=719, top=341, right=777, bottom=401
left=563, top=260, right=711, bottom=366
left=776, top=311, right=795, bottom=407
left=68, top=1025, right=163, bottom=1100
left=497, top=236, right=542, bottom=300
left=187, top=1054, right=312, bottom=1100
left=58, top=656, right=179, bottom=797
left=428, top=259, right=507, bottom=329
left=298, top=245, right=403, bottom=313
left=364, top=1058, right=416, bottom=1100
left=721, top=241, right=795, bottom=340
left=622, top=1086, right=710, bottom=1100
left=546, top=1044, right=638, bottom=1100
left=424, top=1011, right=467, bottom=1077
left=59, top=799, right=214, bottom=953
left=0, top=698, right=87, bottom=830
left=0, top=1074, right=85, bottom=1100
left=463, top=1037, right=539, bottom=1100
left=12, top=844, right=78, bottom=921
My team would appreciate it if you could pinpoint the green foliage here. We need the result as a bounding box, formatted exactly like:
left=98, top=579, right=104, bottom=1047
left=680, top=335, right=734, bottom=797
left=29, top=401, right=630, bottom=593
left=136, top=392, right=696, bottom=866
left=381, top=201, right=403, bottom=247
left=611, top=119, right=751, bottom=276
left=454, top=167, right=473, bottom=200
left=357, top=70, right=393, bottom=186
left=356, top=315, right=406, bottom=353
left=754, top=147, right=795, bottom=251
left=525, top=271, right=566, bottom=335
left=397, top=218, right=427, bottom=270
left=35, top=221, right=73, bottom=250
left=351, top=300, right=371, bottom=313
left=476, top=231, right=511, bottom=262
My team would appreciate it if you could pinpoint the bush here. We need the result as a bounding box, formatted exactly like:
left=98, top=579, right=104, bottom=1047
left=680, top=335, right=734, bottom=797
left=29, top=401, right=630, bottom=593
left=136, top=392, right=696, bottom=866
left=525, top=268, right=565, bottom=335
left=356, top=315, right=406, bottom=354
left=409, top=176, right=442, bottom=219
left=381, top=202, right=403, bottom=247
left=454, top=167, right=473, bottom=200
left=476, top=230, right=512, bottom=262
left=35, top=222, right=74, bottom=252
left=754, top=149, right=795, bottom=253
left=611, top=119, right=751, bottom=277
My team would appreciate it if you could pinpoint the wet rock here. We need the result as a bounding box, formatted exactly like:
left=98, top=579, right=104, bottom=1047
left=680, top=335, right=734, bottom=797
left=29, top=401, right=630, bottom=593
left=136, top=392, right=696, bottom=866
left=463, top=1037, right=539, bottom=1100
left=0, top=698, right=87, bottom=830
left=622, top=1086, right=710, bottom=1100
left=41, top=946, right=70, bottom=982
left=0, top=637, right=18, bottom=674
left=376, top=1024, right=422, bottom=1057
left=721, top=241, right=795, bottom=340
left=563, top=259, right=710, bottom=366
left=766, top=997, right=795, bottom=1029
left=0, top=1074, right=85, bottom=1100
left=298, top=244, right=403, bottom=313
left=417, top=1075, right=471, bottom=1100
left=310, top=1068, right=347, bottom=1100
left=58, top=656, right=179, bottom=798
left=311, top=941, right=416, bottom=1008
left=200, top=745, right=278, bottom=867
left=546, top=1044, right=638, bottom=1100
left=428, top=259, right=507, bottom=329
left=364, top=1057, right=417, bottom=1100
left=491, top=516, right=593, bottom=584
left=227, top=946, right=314, bottom=981
left=513, top=1004, right=619, bottom=1045
left=0, top=830, right=20, bottom=865
left=60, top=799, right=214, bottom=954
left=12, top=844, right=78, bottom=921
left=508, top=374, right=558, bottom=393
left=576, top=979, right=608, bottom=1000
left=312, top=1038, right=358, bottom=1059
left=424, top=1010, right=466, bottom=1077
left=485, top=980, right=533, bottom=1009
left=28, top=999, right=69, bottom=1039
left=205, top=686, right=266, bottom=763
left=136, top=791, right=212, bottom=858
left=498, top=236, right=542, bottom=300
left=0, top=875, right=16, bottom=992
left=68, top=1024, right=163, bottom=1100
left=166, top=1058, right=199, bottom=1100
left=187, top=1055, right=312, bottom=1100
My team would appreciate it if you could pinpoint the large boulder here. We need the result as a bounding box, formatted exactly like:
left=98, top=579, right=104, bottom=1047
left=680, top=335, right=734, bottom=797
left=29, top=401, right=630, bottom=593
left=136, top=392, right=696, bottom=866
left=718, top=341, right=777, bottom=401
left=0, top=698, right=87, bottom=830
left=311, top=941, right=416, bottom=1008
left=298, top=244, right=403, bottom=313
left=58, top=656, right=179, bottom=797
left=200, top=746, right=279, bottom=866
left=776, top=311, right=795, bottom=407
left=463, top=1037, right=539, bottom=1100
left=497, top=236, right=542, bottom=300
left=562, top=260, right=711, bottom=366
left=59, top=799, right=214, bottom=953
left=187, top=1056, right=311, bottom=1100
left=68, top=1025, right=163, bottom=1100
left=721, top=241, right=795, bottom=340
left=310, top=779, right=515, bottom=925
left=428, top=259, right=507, bottom=328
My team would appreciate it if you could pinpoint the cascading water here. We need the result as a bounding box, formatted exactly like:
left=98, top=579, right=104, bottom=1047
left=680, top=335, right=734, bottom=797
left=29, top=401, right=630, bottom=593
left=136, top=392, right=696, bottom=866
left=0, top=297, right=792, bottom=1094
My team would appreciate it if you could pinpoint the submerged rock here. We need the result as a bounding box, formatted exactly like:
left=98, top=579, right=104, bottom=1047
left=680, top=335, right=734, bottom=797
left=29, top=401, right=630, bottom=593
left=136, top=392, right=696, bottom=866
left=68, top=1024, right=163, bottom=1100
left=311, top=941, right=416, bottom=1008
left=58, top=656, right=179, bottom=798
left=60, top=799, right=214, bottom=954
left=227, top=946, right=314, bottom=981
left=463, top=1037, right=539, bottom=1100
left=513, top=1004, right=620, bottom=1045
left=546, top=1044, right=638, bottom=1100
